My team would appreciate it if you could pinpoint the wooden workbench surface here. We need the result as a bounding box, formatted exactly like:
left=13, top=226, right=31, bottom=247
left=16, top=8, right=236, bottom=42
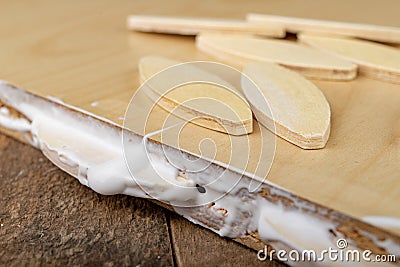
left=0, top=135, right=283, bottom=266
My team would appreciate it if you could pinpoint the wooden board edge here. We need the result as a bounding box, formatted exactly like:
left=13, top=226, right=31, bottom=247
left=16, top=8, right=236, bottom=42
left=0, top=82, right=399, bottom=263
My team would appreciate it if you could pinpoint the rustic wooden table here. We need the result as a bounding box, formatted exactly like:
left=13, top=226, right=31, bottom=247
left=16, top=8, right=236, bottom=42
left=0, top=134, right=283, bottom=266
left=1, top=0, right=399, bottom=266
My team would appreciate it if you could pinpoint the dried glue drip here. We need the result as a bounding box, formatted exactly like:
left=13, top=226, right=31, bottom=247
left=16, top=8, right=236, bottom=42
left=0, top=106, right=10, bottom=115
left=257, top=197, right=336, bottom=252
left=0, top=107, right=31, bottom=132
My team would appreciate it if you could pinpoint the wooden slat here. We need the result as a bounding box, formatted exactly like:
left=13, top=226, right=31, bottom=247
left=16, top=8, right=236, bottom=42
left=168, top=212, right=284, bottom=266
left=247, top=13, right=400, bottom=43
left=127, top=15, right=285, bottom=37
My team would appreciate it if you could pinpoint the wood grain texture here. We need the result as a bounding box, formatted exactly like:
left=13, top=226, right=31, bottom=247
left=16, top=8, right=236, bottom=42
left=247, top=13, right=400, bottom=43
left=168, top=212, right=284, bottom=267
left=0, top=0, right=399, bottom=255
left=0, top=134, right=174, bottom=266
left=298, top=34, right=400, bottom=84
left=127, top=15, right=285, bottom=37
left=0, top=134, right=284, bottom=266
left=196, top=34, right=357, bottom=80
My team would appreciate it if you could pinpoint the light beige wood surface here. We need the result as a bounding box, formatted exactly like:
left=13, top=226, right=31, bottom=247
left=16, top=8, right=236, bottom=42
left=0, top=0, right=399, bottom=238
left=127, top=15, right=285, bottom=37
left=299, top=34, right=400, bottom=84
left=138, top=56, right=253, bottom=135
left=242, top=62, right=331, bottom=149
left=196, top=34, right=357, bottom=80
left=247, top=13, right=400, bottom=43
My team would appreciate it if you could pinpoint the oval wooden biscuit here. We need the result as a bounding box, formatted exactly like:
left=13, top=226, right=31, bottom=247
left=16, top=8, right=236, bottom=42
left=299, top=34, right=400, bottom=84
left=242, top=62, right=331, bottom=149
left=139, top=56, right=253, bottom=136
left=196, top=33, right=357, bottom=81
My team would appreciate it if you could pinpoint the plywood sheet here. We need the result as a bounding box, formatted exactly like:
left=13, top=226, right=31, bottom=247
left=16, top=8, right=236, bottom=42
left=0, top=0, right=399, bottom=237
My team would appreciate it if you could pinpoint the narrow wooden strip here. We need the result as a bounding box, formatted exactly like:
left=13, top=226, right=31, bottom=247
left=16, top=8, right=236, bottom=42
left=242, top=62, right=331, bottom=149
left=196, top=33, right=357, bottom=81
left=247, top=13, right=400, bottom=43
left=127, top=15, right=285, bottom=37
left=168, top=212, right=284, bottom=266
left=298, top=34, right=400, bottom=84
